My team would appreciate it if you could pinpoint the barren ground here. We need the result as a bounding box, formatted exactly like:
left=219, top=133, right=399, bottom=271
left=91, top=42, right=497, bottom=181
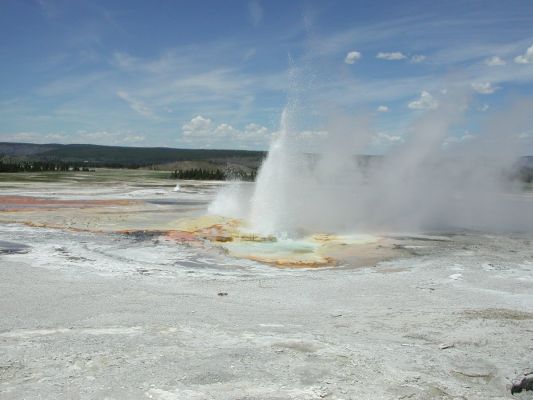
left=0, top=171, right=532, bottom=399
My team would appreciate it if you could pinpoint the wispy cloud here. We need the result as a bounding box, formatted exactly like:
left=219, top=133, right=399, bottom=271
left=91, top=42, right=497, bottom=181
left=36, top=72, right=109, bottom=96
left=248, top=0, right=263, bottom=26
left=430, top=38, right=533, bottom=65
left=376, top=51, right=407, bottom=61
left=116, top=91, right=153, bottom=118
left=471, top=82, right=498, bottom=94
left=108, top=46, right=287, bottom=125
left=305, top=15, right=426, bottom=57
left=411, top=54, right=426, bottom=63
left=485, top=56, right=506, bottom=66
left=4, top=3, right=533, bottom=152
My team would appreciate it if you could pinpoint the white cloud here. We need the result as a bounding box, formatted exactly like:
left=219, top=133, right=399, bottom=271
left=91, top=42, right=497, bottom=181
left=214, top=123, right=239, bottom=137
left=248, top=0, right=263, bottom=26
left=485, top=56, right=506, bottom=67
left=181, top=116, right=270, bottom=147
left=471, top=82, right=498, bottom=94
left=411, top=54, right=426, bottom=63
left=519, top=132, right=530, bottom=139
left=344, top=51, right=361, bottom=64
left=180, top=117, right=328, bottom=149
left=376, top=51, right=407, bottom=61
left=116, top=90, right=153, bottom=117
left=243, top=123, right=269, bottom=139
left=479, top=104, right=489, bottom=112
left=182, top=115, right=214, bottom=136
left=376, top=105, right=389, bottom=112
left=408, top=91, right=438, bottom=110
left=514, top=44, right=533, bottom=64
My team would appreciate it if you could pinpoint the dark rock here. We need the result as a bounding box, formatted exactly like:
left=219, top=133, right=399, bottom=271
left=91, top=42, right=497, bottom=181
left=511, top=373, right=533, bottom=394
left=0, top=240, right=31, bottom=255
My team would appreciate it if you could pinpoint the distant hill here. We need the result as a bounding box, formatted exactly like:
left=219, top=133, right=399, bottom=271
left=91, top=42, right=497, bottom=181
left=0, top=142, right=266, bottom=169
left=1, top=142, right=532, bottom=182
left=0, top=142, right=61, bottom=156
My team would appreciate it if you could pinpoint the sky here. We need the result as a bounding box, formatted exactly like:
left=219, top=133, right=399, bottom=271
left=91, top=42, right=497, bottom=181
left=1, top=0, right=533, bottom=152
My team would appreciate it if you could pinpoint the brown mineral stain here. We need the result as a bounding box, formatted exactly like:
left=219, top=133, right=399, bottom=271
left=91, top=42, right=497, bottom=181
left=164, top=230, right=199, bottom=242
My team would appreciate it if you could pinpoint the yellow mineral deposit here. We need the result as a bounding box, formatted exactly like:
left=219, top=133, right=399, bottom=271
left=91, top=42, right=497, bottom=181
left=0, top=193, right=408, bottom=269
left=170, top=214, right=404, bottom=268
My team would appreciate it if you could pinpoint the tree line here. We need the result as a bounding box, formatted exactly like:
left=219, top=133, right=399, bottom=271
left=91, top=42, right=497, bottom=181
left=0, top=160, right=259, bottom=181
left=0, top=160, right=94, bottom=173
left=170, top=168, right=257, bottom=181
left=0, top=159, right=153, bottom=172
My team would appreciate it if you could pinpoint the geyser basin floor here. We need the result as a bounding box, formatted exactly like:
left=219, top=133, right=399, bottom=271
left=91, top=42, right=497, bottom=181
left=1, top=223, right=533, bottom=399
left=0, top=173, right=411, bottom=268
left=1, top=173, right=533, bottom=399
left=0, top=170, right=218, bottom=233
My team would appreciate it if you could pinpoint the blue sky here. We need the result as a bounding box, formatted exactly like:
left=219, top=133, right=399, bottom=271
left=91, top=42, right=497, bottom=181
left=1, top=0, right=533, bottom=152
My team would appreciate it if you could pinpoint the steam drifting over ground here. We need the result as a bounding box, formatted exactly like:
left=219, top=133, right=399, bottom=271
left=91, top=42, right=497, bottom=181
left=210, top=67, right=533, bottom=237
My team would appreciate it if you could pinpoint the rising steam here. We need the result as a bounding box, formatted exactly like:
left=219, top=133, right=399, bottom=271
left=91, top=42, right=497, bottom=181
left=210, top=67, right=533, bottom=237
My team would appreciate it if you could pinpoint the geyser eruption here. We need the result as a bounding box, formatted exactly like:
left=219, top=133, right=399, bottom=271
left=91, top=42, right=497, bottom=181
left=210, top=72, right=533, bottom=237
left=249, top=107, right=298, bottom=235
left=208, top=105, right=305, bottom=235
left=248, top=107, right=372, bottom=236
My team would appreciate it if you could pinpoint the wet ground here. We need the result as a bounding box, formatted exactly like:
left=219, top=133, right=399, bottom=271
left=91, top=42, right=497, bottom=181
left=0, top=170, right=532, bottom=399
